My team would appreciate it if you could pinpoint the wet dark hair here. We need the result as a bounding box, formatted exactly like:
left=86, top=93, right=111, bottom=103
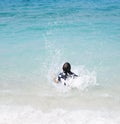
left=62, top=62, right=71, bottom=73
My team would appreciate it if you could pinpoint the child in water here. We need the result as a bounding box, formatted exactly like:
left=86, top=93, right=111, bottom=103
left=54, top=62, right=78, bottom=85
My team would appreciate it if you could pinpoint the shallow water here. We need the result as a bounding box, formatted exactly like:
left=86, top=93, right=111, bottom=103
left=0, top=0, right=120, bottom=123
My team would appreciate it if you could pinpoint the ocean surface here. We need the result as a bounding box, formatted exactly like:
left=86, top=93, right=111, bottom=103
left=0, top=0, right=120, bottom=123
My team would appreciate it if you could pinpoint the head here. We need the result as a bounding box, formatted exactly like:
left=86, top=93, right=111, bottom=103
left=62, top=62, right=71, bottom=73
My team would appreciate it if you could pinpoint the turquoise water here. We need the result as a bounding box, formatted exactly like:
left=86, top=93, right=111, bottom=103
left=0, top=0, right=120, bottom=123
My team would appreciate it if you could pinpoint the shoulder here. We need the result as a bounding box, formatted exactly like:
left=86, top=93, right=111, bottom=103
left=70, top=72, right=78, bottom=77
left=58, top=72, right=65, bottom=77
left=58, top=72, right=67, bottom=82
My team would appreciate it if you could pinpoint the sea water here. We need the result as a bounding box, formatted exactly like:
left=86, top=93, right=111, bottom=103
left=0, top=0, right=120, bottom=124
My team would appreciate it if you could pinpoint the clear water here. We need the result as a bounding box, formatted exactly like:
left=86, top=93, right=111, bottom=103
left=0, top=0, right=120, bottom=123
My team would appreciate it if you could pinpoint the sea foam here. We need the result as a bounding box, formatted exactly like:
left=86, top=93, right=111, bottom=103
left=0, top=105, right=119, bottom=124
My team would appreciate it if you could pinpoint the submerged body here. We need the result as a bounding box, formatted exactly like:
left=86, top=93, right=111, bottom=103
left=58, top=71, right=78, bottom=85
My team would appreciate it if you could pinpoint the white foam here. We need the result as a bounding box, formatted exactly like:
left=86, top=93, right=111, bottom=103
left=0, top=105, right=120, bottom=124
left=65, top=73, right=97, bottom=90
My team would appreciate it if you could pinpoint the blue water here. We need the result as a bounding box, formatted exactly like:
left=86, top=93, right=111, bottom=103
left=0, top=0, right=120, bottom=123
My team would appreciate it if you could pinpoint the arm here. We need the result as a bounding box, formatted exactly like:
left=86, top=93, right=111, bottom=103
left=53, top=77, right=59, bottom=83
left=53, top=73, right=61, bottom=83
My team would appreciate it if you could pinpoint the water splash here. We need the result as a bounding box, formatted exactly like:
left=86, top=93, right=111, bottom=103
left=49, top=65, right=97, bottom=92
